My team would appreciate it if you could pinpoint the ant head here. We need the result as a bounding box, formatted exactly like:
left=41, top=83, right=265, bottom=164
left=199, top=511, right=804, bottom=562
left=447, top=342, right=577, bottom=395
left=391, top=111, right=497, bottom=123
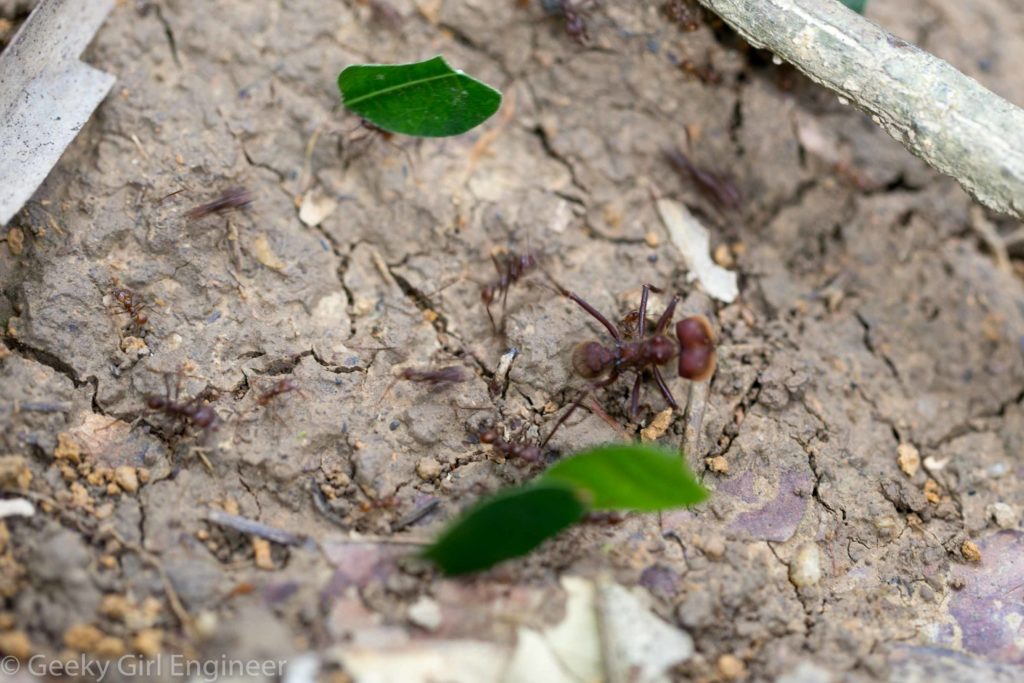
left=146, top=396, right=167, bottom=410
left=572, top=341, right=615, bottom=379
left=481, top=285, right=495, bottom=305
left=675, top=316, right=716, bottom=381
left=479, top=429, right=498, bottom=444
left=192, top=406, right=220, bottom=430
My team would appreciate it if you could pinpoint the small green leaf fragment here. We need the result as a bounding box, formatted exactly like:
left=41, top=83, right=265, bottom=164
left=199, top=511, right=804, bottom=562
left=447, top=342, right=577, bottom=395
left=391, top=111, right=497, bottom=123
left=338, top=55, right=502, bottom=137
left=424, top=481, right=586, bottom=576
left=543, top=444, right=708, bottom=511
left=838, top=0, right=867, bottom=14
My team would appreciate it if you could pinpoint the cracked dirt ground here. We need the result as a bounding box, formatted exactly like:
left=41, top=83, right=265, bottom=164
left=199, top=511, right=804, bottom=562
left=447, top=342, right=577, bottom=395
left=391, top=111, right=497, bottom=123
left=2, top=0, right=1024, bottom=681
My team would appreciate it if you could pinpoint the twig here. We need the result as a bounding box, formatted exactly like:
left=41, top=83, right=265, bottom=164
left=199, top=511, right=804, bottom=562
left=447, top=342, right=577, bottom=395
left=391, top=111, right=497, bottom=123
left=695, top=0, right=1024, bottom=220
left=204, top=508, right=305, bottom=546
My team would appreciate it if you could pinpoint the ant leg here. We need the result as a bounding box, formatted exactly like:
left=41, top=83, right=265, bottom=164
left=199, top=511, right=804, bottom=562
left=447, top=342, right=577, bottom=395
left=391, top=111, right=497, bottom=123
left=540, top=372, right=619, bottom=448
left=485, top=303, right=498, bottom=333
left=629, top=374, right=643, bottom=418
left=638, top=285, right=651, bottom=337
left=654, top=296, right=680, bottom=334
left=564, top=292, right=622, bottom=342
left=652, top=367, right=679, bottom=409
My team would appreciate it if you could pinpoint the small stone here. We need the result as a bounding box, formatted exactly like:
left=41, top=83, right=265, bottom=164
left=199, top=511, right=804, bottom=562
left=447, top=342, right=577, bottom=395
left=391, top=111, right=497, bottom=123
left=644, top=231, right=660, bottom=248
left=0, top=455, right=32, bottom=489
left=54, top=432, right=81, bottom=464
left=119, top=336, right=149, bottom=357
left=132, top=629, right=162, bottom=657
left=194, top=610, right=218, bottom=638
left=6, top=227, right=24, bottom=256
left=222, top=497, right=240, bottom=515
left=0, top=630, right=31, bottom=659
left=106, top=483, right=121, bottom=496
left=137, top=468, right=151, bottom=484
left=986, top=502, right=1017, bottom=529
left=896, top=443, right=920, bottom=477
left=713, top=243, right=734, bottom=268
left=961, top=540, right=982, bottom=563
left=252, top=537, right=274, bottom=570
left=114, top=467, right=139, bottom=493
left=407, top=596, right=443, bottom=631
left=100, top=595, right=134, bottom=621
left=95, top=635, right=125, bottom=658
left=416, top=457, right=442, bottom=481
left=64, top=623, right=104, bottom=652
left=924, top=479, right=941, bottom=503
left=707, top=456, right=729, bottom=474
left=702, top=536, right=726, bottom=559
left=789, top=543, right=822, bottom=587
left=718, top=654, right=746, bottom=680
left=640, top=408, right=673, bottom=442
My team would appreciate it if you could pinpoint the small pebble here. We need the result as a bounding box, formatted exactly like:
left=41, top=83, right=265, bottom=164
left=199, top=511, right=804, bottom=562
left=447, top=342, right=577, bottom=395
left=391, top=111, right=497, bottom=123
left=407, top=596, right=443, bottom=631
left=718, top=653, right=746, bottom=680
left=114, top=466, right=139, bottom=493
left=789, top=543, right=822, bottom=587
left=896, top=443, right=920, bottom=477
left=707, top=456, right=729, bottom=474
left=702, top=536, right=726, bottom=559
left=6, top=226, right=24, bottom=256
left=961, top=539, right=982, bottom=563
left=132, top=629, right=162, bottom=657
left=252, top=537, right=274, bottom=570
left=416, top=457, right=442, bottom=481
left=986, top=502, right=1017, bottom=529
left=0, top=630, right=32, bottom=659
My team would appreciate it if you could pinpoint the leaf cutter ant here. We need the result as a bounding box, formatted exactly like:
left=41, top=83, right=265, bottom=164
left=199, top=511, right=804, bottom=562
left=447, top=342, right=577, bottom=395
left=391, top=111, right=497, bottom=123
left=481, top=250, right=539, bottom=333
left=665, top=149, right=742, bottom=211
left=556, top=283, right=716, bottom=419
left=145, top=374, right=221, bottom=433
left=185, top=187, right=253, bottom=222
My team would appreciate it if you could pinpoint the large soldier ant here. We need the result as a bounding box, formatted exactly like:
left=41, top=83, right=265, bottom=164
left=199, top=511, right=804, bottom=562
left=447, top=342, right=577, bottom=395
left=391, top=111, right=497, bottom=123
left=481, top=250, right=539, bottom=332
left=556, top=283, right=716, bottom=419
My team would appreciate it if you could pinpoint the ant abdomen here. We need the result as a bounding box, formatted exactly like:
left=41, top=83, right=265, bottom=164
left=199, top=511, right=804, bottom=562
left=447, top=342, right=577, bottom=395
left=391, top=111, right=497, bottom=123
left=676, top=316, right=716, bottom=381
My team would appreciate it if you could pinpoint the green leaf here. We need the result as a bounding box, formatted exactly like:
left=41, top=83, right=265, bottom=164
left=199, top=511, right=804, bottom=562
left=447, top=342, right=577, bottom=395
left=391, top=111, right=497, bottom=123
left=543, top=444, right=708, bottom=511
left=838, top=0, right=867, bottom=13
left=424, top=481, right=586, bottom=576
left=338, top=56, right=502, bottom=137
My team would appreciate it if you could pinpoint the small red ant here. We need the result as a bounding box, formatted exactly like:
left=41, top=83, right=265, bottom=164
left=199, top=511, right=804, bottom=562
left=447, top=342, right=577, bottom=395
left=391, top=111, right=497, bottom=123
left=662, top=0, right=701, bottom=31
left=380, top=365, right=470, bottom=403
left=398, top=366, right=469, bottom=384
left=478, top=427, right=543, bottom=463
left=255, top=378, right=302, bottom=407
left=560, top=1, right=589, bottom=44
left=108, top=280, right=149, bottom=331
left=555, top=283, right=716, bottom=419
left=185, top=187, right=253, bottom=222
left=145, top=375, right=221, bottom=433
left=357, top=0, right=403, bottom=30
left=481, top=250, right=539, bottom=332
left=678, top=58, right=723, bottom=86
left=665, top=149, right=742, bottom=211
